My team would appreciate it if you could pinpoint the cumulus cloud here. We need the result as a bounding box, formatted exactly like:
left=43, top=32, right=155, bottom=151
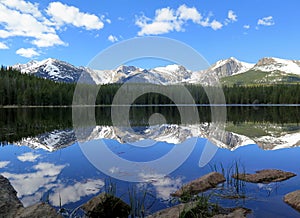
left=210, top=20, right=223, bottom=30
left=0, top=0, right=106, bottom=57
left=0, top=42, right=9, bottom=49
left=258, top=16, right=275, bottom=26
left=108, top=34, right=118, bottom=42
left=46, top=2, right=104, bottom=30
left=0, top=0, right=42, bottom=18
left=17, top=152, right=40, bottom=162
left=136, top=4, right=225, bottom=36
left=0, top=161, right=10, bottom=168
left=0, top=1, right=65, bottom=49
left=243, top=25, right=250, bottom=29
left=177, top=5, right=202, bottom=23
left=224, top=10, right=237, bottom=25
left=228, top=10, right=237, bottom=22
left=16, top=48, right=39, bottom=58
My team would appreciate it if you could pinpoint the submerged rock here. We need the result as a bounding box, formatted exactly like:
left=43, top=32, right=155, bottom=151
left=171, top=172, right=226, bottom=197
left=232, top=169, right=296, bottom=183
left=81, top=193, right=130, bottom=218
left=284, top=190, right=300, bottom=212
left=0, top=174, right=61, bottom=218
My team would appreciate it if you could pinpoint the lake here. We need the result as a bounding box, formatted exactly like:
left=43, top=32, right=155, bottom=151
left=0, top=106, right=300, bottom=217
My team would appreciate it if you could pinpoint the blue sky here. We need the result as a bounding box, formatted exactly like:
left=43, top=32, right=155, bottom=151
left=0, top=0, right=299, bottom=68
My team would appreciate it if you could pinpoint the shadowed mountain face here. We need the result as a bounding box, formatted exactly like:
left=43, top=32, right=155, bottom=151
left=12, top=57, right=300, bottom=85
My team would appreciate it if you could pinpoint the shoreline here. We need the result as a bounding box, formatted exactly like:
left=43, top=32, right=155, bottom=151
left=1, top=104, right=300, bottom=108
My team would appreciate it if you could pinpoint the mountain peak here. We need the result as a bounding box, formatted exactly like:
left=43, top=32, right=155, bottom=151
left=11, top=56, right=300, bottom=85
left=116, top=65, right=138, bottom=74
left=209, top=57, right=253, bottom=77
left=254, top=57, right=300, bottom=75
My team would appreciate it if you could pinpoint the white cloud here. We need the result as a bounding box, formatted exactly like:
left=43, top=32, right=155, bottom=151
left=0, top=0, right=107, bottom=53
left=243, top=25, right=250, bottom=29
left=0, top=161, right=10, bottom=168
left=16, top=48, right=39, bottom=58
left=0, top=2, right=65, bottom=48
left=32, top=33, right=66, bottom=47
left=108, top=34, right=118, bottom=42
left=136, top=15, right=179, bottom=35
left=0, top=0, right=42, bottom=18
left=258, top=16, right=275, bottom=26
left=228, top=10, right=237, bottom=22
left=0, top=42, right=9, bottom=49
left=17, top=152, right=40, bottom=162
left=46, top=2, right=104, bottom=30
left=136, top=4, right=225, bottom=36
left=177, top=5, right=202, bottom=23
left=138, top=173, right=183, bottom=200
left=49, top=179, right=104, bottom=206
left=2, top=162, right=66, bottom=206
left=210, top=20, right=223, bottom=30
left=155, top=7, right=177, bottom=22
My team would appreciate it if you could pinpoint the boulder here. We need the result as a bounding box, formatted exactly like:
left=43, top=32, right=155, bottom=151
left=0, top=174, right=61, bottom=218
left=15, top=203, right=61, bottom=218
left=212, top=207, right=251, bottom=218
left=0, top=175, right=23, bottom=217
left=284, top=190, right=300, bottom=212
left=147, top=204, right=251, bottom=218
left=81, top=193, right=130, bottom=218
left=171, top=172, right=226, bottom=197
left=147, top=203, right=192, bottom=218
left=232, top=169, right=296, bottom=183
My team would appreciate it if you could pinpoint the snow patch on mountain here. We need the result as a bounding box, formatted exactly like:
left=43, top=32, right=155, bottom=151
left=208, top=57, right=255, bottom=77
left=253, top=57, right=300, bottom=75
left=12, top=57, right=300, bottom=85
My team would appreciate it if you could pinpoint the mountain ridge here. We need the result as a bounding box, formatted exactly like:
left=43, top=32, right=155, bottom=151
left=11, top=57, right=300, bottom=85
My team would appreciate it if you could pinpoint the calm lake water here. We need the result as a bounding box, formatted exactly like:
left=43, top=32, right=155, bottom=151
left=0, top=106, right=300, bottom=217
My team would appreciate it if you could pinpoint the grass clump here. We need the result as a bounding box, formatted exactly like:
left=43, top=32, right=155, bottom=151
left=179, top=194, right=220, bottom=218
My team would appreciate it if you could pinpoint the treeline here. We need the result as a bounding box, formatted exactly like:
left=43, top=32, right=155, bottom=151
left=0, top=66, right=75, bottom=105
left=0, top=66, right=300, bottom=105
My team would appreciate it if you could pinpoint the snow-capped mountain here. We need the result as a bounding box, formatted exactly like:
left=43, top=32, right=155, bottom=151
left=207, top=57, right=254, bottom=77
left=253, top=57, right=300, bottom=75
left=13, top=58, right=94, bottom=83
left=12, top=57, right=300, bottom=85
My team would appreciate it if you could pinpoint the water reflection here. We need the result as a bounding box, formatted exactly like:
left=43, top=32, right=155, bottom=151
left=49, top=179, right=104, bottom=207
left=0, top=106, right=299, bottom=216
left=2, top=162, right=67, bottom=206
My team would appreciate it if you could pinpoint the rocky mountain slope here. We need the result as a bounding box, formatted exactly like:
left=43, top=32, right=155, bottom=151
left=12, top=57, right=300, bottom=85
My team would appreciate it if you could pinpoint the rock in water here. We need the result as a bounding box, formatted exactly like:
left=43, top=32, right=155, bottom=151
left=284, top=190, right=300, bottom=212
left=15, top=203, right=61, bottom=218
left=171, top=172, right=226, bottom=197
left=81, top=193, right=130, bottom=218
left=232, top=169, right=296, bottom=183
left=0, top=175, right=23, bottom=217
left=0, top=174, right=61, bottom=218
